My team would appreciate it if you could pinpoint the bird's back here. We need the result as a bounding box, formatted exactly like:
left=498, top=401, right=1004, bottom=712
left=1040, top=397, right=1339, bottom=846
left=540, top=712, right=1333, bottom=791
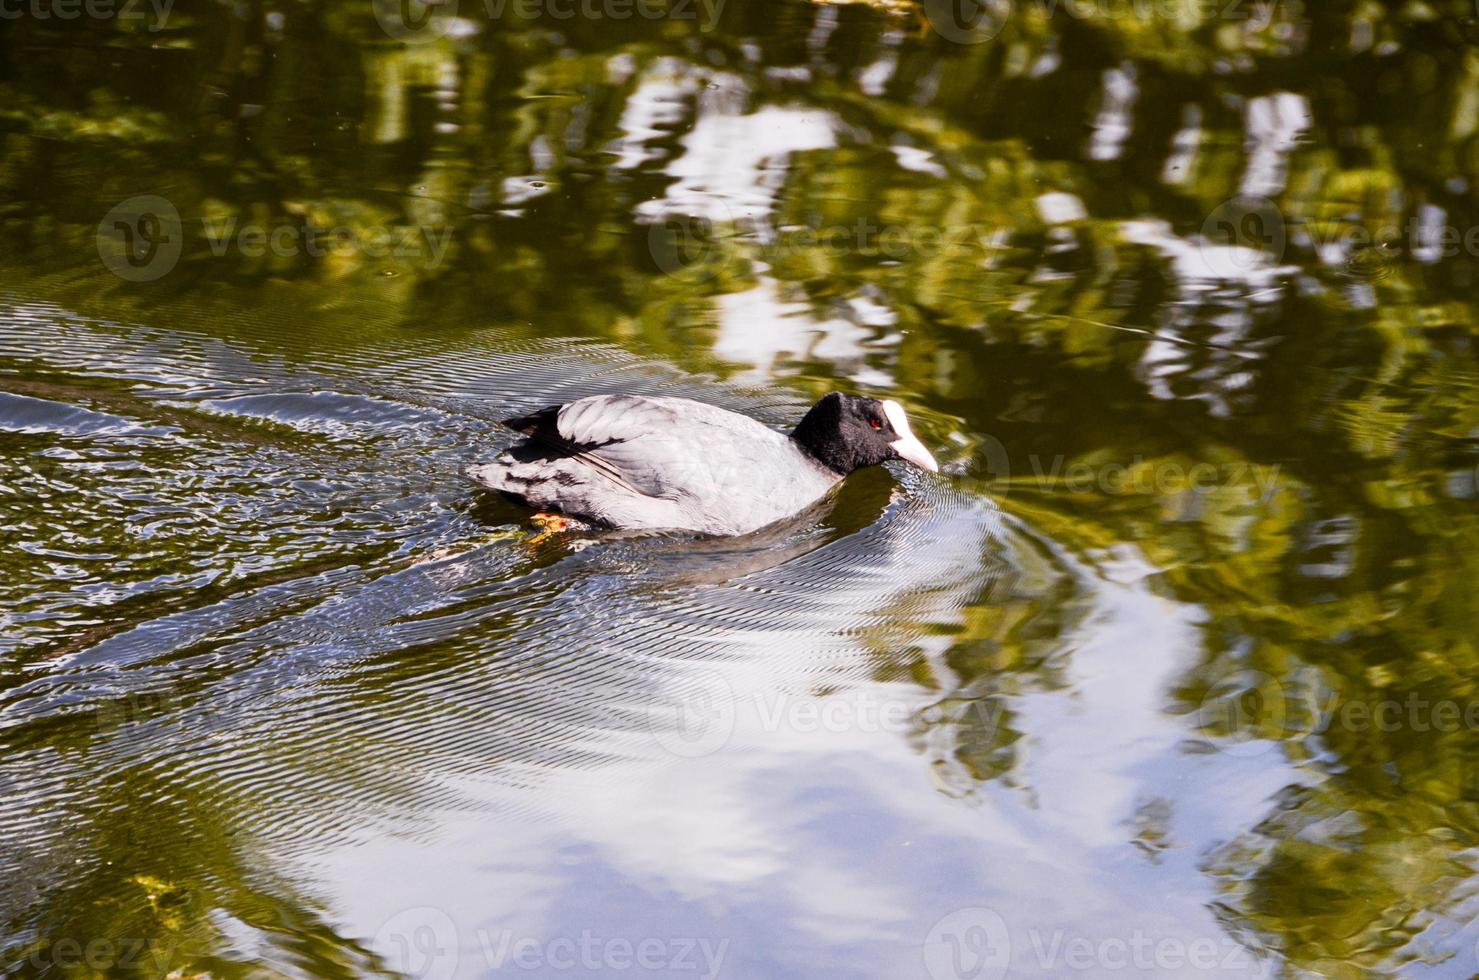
left=470, top=395, right=841, bottom=534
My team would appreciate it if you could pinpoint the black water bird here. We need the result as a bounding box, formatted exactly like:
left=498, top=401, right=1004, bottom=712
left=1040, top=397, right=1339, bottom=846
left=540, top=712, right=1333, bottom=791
left=469, top=392, right=939, bottom=535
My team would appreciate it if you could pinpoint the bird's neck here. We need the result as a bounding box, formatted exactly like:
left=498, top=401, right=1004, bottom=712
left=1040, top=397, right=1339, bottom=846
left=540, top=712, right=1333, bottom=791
left=790, top=417, right=852, bottom=476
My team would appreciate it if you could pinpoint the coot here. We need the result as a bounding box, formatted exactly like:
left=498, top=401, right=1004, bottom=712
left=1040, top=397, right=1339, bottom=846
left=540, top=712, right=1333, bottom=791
left=469, top=391, right=939, bottom=536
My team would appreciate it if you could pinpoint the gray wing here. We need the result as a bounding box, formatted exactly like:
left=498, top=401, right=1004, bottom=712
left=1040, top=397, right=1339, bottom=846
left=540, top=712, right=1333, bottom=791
left=549, top=395, right=784, bottom=501
left=478, top=395, right=819, bottom=533
left=550, top=396, right=798, bottom=508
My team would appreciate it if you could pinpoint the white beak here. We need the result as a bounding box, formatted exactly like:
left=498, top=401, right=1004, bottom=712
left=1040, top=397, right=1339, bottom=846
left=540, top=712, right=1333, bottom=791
left=881, top=400, right=939, bottom=473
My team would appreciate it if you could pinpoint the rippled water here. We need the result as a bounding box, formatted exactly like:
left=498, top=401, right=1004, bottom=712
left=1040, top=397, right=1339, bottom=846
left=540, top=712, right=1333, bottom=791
left=3, top=2, right=1479, bottom=978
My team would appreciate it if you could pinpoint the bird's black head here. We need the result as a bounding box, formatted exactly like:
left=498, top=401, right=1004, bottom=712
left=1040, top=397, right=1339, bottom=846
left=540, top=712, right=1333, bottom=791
left=790, top=392, right=940, bottom=476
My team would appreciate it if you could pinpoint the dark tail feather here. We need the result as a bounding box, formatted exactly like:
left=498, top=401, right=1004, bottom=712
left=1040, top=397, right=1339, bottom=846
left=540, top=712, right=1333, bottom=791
left=498, top=402, right=641, bottom=496
left=502, top=405, right=561, bottom=436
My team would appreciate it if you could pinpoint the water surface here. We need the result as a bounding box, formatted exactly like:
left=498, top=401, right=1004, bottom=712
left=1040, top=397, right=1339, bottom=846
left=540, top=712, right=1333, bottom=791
left=1, top=2, right=1478, bottom=978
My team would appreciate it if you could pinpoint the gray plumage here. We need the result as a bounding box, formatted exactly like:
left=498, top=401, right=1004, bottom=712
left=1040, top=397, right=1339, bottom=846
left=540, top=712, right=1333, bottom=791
left=469, top=392, right=938, bottom=536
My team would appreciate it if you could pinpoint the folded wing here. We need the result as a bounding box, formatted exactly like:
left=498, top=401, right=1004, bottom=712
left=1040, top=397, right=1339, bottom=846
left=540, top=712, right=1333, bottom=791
left=505, top=394, right=778, bottom=504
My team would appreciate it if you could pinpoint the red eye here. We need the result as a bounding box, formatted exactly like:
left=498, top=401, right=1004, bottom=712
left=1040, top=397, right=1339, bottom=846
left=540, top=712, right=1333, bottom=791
left=869, top=418, right=882, bottom=430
